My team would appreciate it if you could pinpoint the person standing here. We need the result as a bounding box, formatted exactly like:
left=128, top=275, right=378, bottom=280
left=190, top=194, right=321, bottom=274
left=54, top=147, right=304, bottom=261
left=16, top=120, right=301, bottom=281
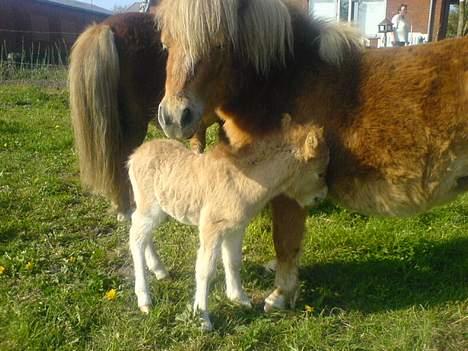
left=392, top=4, right=410, bottom=47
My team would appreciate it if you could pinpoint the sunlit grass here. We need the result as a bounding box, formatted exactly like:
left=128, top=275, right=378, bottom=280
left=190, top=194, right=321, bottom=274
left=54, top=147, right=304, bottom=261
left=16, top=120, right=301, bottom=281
left=0, top=84, right=466, bottom=350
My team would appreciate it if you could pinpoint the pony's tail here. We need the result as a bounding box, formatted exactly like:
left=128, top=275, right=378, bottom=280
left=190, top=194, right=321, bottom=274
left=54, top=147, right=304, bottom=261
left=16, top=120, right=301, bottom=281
left=69, top=23, right=121, bottom=202
left=318, top=22, right=364, bottom=67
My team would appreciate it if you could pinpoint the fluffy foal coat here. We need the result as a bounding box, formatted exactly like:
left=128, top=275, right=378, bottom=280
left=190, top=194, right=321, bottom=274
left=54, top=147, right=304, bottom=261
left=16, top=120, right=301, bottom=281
left=127, top=118, right=329, bottom=330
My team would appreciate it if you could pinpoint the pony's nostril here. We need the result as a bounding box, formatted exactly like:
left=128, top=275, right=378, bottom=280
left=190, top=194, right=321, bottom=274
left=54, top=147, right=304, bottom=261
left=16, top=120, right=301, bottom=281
left=158, top=105, right=172, bottom=127
left=180, top=108, right=192, bottom=128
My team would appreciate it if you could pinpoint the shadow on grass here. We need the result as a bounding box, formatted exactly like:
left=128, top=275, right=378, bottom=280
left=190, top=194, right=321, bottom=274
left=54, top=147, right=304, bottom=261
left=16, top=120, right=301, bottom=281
left=238, top=237, right=467, bottom=317
left=298, top=237, right=468, bottom=314
left=308, top=199, right=343, bottom=216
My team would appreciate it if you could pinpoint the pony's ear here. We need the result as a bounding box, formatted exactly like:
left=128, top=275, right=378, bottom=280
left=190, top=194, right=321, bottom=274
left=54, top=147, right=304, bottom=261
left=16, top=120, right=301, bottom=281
left=281, top=113, right=292, bottom=129
left=303, top=127, right=325, bottom=160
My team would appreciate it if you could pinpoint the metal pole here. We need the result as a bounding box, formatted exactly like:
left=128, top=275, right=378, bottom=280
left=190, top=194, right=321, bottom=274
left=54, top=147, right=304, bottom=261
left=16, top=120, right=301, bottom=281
left=427, top=0, right=436, bottom=41
left=348, top=0, right=352, bottom=22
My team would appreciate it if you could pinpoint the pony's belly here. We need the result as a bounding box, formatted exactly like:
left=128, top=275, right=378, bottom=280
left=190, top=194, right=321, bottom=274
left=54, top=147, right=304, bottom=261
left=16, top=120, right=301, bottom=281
left=329, top=172, right=466, bottom=217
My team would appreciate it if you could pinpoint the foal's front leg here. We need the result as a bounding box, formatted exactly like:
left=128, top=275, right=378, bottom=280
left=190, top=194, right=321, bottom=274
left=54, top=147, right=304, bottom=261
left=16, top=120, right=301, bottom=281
left=193, top=225, right=222, bottom=331
left=221, top=229, right=251, bottom=307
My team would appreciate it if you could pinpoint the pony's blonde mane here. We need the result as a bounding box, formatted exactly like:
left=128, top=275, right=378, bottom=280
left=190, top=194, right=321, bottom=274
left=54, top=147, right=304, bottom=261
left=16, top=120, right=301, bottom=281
left=156, top=0, right=293, bottom=74
left=317, top=21, right=364, bottom=66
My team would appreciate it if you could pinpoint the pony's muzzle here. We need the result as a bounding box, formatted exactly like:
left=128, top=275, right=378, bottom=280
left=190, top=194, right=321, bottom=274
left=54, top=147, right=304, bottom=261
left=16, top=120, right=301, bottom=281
left=158, top=104, right=173, bottom=127
left=158, top=101, right=202, bottom=140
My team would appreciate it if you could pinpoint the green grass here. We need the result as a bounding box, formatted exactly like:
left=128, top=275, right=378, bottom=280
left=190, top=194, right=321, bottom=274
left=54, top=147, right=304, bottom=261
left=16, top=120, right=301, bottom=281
left=0, top=84, right=467, bottom=350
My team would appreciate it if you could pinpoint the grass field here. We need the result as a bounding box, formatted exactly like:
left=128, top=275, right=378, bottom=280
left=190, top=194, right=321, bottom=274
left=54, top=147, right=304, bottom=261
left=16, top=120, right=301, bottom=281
left=0, top=84, right=467, bottom=350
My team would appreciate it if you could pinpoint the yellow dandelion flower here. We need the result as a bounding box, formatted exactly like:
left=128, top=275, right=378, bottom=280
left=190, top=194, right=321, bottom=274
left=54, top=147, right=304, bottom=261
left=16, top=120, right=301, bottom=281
left=304, top=305, right=315, bottom=313
left=0, top=265, right=5, bottom=275
left=25, top=261, right=34, bottom=270
left=105, top=288, right=118, bottom=301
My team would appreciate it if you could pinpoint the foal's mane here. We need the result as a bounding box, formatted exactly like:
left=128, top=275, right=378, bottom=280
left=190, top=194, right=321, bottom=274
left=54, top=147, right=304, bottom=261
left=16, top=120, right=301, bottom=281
left=211, top=119, right=319, bottom=168
left=156, top=0, right=294, bottom=74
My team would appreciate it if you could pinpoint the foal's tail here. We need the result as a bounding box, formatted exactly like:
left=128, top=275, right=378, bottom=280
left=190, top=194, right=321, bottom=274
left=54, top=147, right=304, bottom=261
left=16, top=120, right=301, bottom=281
left=69, top=23, right=121, bottom=202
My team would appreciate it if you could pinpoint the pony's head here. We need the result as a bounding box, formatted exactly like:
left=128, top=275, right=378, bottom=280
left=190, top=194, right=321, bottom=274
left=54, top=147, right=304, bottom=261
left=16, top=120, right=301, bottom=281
left=156, top=0, right=294, bottom=139
left=156, top=0, right=362, bottom=139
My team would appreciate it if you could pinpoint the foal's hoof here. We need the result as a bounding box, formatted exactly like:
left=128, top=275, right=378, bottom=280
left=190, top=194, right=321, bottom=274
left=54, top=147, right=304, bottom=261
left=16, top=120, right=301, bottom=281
left=139, top=305, right=151, bottom=314
left=154, top=268, right=170, bottom=281
left=231, top=294, right=252, bottom=308
left=263, top=259, right=277, bottom=273
left=199, top=313, right=213, bottom=332
left=117, top=211, right=131, bottom=222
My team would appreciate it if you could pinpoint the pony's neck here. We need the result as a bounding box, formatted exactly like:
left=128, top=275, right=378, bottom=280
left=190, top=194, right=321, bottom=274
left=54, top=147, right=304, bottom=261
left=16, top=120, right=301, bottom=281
left=218, top=9, right=322, bottom=135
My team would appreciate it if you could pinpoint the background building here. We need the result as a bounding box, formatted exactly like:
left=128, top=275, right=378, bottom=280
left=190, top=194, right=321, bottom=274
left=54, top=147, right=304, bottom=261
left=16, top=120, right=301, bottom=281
left=295, top=0, right=458, bottom=46
left=0, top=0, right=111, bottom=63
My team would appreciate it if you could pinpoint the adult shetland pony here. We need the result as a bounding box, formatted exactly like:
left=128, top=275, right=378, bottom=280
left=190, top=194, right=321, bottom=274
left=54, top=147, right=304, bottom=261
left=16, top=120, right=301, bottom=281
left=156, top=0, right=468, bottom=312
left=69, top=13, right=218, bottom=221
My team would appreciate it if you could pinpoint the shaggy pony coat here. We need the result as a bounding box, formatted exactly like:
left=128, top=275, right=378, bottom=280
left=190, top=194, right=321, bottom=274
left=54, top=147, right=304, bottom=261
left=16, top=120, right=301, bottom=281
left=156, top=0, right=468, bottom=311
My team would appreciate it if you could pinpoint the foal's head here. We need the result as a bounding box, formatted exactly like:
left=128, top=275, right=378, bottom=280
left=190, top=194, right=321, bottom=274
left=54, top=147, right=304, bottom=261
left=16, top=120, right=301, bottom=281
left=280, top=118, right=329, bottom=207
left=156, top=0, right=293, bottom=139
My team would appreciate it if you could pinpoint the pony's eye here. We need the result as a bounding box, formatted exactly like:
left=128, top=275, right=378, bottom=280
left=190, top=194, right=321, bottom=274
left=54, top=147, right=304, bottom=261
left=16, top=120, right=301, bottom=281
left=161, top=43, right=168, bottom=51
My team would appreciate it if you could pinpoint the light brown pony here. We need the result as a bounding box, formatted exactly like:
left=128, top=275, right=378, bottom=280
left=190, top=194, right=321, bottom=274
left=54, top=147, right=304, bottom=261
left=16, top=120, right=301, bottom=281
left=69, top=12, right=218, bottom=221
left=128, top=116, right=329, bottom=330
left=156, top=0, right=468, bottom=312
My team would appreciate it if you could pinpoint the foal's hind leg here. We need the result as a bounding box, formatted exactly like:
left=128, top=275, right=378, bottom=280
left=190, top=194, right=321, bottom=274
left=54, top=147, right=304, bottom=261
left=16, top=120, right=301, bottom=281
left=145, top=240, right=169, bottom=280
left=129, top=207, right=167, bottom=313
left=265, top=195, right=307, bottom=312
left=221, top=229, right=251, bottom=307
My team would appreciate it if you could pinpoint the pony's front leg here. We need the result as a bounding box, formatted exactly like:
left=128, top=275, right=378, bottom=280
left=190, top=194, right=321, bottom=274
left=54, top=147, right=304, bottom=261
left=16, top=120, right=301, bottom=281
left=221, top=229, right=251, bottom=307
left=129, top=211, right=156, bottom=313
left=193, top=226, right=222, bottom=331
left=265, top=195, right=307, bottom=312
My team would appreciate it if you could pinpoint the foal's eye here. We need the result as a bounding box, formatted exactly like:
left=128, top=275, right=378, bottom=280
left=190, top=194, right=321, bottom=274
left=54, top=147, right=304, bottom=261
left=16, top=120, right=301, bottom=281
left=161, top=43, right=168, bottom=51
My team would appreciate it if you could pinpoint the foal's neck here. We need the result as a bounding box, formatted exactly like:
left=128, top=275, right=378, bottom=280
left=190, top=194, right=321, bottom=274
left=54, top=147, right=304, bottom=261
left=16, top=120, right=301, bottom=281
left=213, top=140, right=299, bottom=194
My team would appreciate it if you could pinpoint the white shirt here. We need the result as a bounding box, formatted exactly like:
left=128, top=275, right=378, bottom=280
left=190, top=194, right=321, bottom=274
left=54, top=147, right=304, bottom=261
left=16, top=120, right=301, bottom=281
left=392, top=14, right=409, bottom=44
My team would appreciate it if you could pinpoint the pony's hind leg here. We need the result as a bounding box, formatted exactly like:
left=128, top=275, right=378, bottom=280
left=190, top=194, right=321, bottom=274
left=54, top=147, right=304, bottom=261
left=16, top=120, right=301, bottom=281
left=114, top=174, right=132, bottom=222
left=221, top=229, right=251, bottom=307
left=265, top=195, right=307, bottom=312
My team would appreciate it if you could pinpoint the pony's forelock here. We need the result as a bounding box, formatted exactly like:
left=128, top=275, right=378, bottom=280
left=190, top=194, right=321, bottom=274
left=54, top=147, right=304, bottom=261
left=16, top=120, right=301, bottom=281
left=156, top=0, right=293, bottom=74
left=156, top=0, right=238, bottom=66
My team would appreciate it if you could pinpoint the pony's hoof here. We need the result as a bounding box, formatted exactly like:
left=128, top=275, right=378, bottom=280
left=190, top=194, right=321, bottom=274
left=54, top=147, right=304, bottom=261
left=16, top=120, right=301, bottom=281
left=140, top=305, right=151, bottom=314
left=264, top=291, right=286, bottom=312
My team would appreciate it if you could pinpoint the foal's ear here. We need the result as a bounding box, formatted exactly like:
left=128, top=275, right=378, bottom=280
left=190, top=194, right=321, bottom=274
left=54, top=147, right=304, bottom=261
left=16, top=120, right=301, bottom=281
left=303, top=127, right=325, bottom=160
